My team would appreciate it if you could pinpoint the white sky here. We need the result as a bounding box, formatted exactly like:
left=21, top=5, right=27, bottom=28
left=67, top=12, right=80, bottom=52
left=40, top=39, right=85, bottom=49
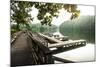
left=30, top=5, right=95, bottom=26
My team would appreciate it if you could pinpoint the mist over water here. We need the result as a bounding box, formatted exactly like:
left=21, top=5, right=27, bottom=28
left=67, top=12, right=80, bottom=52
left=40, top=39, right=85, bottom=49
left=53, top=16, right=95, bottom=62
left=53, top=30, right=95, bottom=62
left=59, top=16, right=95, bottom=43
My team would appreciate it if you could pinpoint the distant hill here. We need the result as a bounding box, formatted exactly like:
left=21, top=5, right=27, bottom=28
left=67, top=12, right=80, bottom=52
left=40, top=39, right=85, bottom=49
left=30, top=23, right=58, bottom=34
left=59, top=15, right=95, bottom=43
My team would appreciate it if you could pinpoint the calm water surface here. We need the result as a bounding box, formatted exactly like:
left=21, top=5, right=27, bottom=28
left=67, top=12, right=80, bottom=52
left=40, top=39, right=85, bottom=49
left=53, top=31, right=95, bottom=62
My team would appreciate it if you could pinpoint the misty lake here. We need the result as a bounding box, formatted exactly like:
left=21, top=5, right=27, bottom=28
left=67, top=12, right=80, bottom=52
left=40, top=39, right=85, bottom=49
left=53, top=30, right=95, bottom=63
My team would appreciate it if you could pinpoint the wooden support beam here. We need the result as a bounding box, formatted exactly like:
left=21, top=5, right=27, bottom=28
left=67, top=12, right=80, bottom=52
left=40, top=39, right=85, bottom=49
left=39, top=33, right=86, bottom=54
left=51, top=44, right=85, bottom=54
left=53, top=56, right=74, bottom=63
left=48, top=40, right=86, bottom=48
left=38, top=33, right=62, bottom=43
left=55, top=36, right=69, bottom=41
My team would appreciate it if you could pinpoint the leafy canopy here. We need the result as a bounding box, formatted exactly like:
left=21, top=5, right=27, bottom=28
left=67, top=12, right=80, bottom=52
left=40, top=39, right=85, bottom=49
left=11, top=0, right=80, bottom=33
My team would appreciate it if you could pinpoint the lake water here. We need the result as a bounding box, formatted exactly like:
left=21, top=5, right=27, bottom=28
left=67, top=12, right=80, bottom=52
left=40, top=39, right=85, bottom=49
left=53, top=31, right=95, bottom=63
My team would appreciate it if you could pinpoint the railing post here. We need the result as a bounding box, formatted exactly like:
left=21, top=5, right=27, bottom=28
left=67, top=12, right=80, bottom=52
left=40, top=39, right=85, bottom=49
left=27, top=31, right=54, bottom=64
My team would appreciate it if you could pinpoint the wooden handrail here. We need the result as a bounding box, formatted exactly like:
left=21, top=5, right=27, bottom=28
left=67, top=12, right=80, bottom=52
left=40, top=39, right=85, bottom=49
left=48, top=40, right=86, bottom=48
left=27, top=32, right=51, bottom=54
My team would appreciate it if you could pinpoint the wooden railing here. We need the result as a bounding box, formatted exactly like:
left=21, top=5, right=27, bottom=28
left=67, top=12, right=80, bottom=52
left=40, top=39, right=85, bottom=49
left=27, top=31, right=54, bottom=64
left=11, top=31, right=87, bottom=65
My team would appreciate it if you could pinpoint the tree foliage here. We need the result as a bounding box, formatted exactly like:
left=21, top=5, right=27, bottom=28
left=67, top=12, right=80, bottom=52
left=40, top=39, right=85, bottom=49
left=11, top=0, right=80, bottom=33
left=34, top=3, right=80, bottom=25
left=11, top=1, right=34, bottom=31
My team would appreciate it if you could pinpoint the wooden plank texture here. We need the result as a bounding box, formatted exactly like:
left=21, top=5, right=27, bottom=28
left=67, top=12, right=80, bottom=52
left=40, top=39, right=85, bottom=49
left=48, top=40, right=86, bottom=48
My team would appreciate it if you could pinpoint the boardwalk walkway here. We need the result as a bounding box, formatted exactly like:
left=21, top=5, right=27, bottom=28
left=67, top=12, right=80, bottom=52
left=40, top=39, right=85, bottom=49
left=11, top=31, right=86, bottom=66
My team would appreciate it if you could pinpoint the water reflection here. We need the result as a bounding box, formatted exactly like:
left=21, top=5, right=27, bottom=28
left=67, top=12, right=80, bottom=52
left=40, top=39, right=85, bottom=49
left=53, top=31, right=95, bottom=63
left=54, top=43, right=95, bottom=62
left=59, top=16, right=95, bottom=43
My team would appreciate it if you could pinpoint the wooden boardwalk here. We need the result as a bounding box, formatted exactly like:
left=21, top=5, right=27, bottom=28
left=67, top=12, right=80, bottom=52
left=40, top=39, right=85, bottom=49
left=11, top=31, right=86, bottom=66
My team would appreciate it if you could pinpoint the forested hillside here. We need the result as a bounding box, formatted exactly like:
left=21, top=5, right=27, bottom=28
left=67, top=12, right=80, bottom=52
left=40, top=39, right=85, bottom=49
left=60, top=16, right=95, bottom=43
